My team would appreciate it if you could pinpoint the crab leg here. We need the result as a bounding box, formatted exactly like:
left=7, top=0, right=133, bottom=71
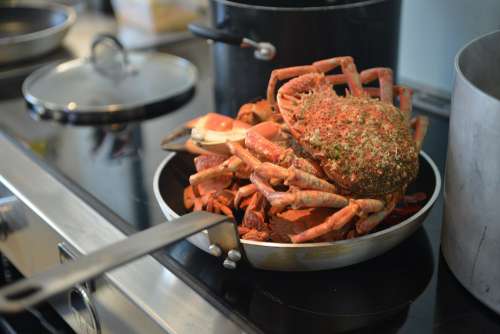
left=183, top=185, right=195, bottom=209
left=412, top=115, right=429, bottom=152
left=356, top=201, right=396, bottom=235
left=245, top=128, right=283, bottom=162
left=249, top=173, right=275, bottom=198
left=288, top=197, right=389, bottom=243
left=213, top=199, right=234, bottom=218
left=362, top=85, right=413, bottom=125
left=193, top=197, right=203, bottom=211
left=227, top=142, right=262, bottom=170
left=286, top=167, right=337, bottom=193
left=290, top=201, right=360, bottom=243
left=245, top=130, right=323, bottom=177
left=355, top=199, right=385, bottom=213
left=267, top=65, right=318, bottom=109
left=250, top=173, right=347, bottom=210
left=194, top=154, right=227, bottom=171
left=267, top=191, right=349, bottom=210
left=254, top=162, right=289, bottom=180
left=236, top=99, right=275, bottom=125
left=255, top=163, right=337, bottom=193
left=360, top=68, right=394, bottom=103
left=394, top=85, right=413, bottom=121
left=242, top=192, right=268, bottom=231
left=313, top=57, right=365, bottom=97
left=234, top=183, right=258, bottom=207
left=189, top=155, right=242, bottom=185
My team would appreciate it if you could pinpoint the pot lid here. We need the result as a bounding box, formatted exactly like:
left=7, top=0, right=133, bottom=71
left=23, top=34, right=197, bottom=125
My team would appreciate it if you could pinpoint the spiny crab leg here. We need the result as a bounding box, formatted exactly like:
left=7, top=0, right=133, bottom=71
left=189, top=155, right=242, bottom=185
left=234, top=183, right=258, bottom=207
left=267, top=57, right=365, bottom=111
left=267, top=65, right=318, bottom=110
left=267, top=191, right=349, bottom=210
left=236, top=99, right=275, bottom=125
left=412, top=115, right=429, bottom=152
left=355, top=198, right=397, bottom=235
left=355, top=199, right=386, bottom=214
left=241, top=192, right=268, bottom=231
left=288, top=197, right=387, bottom=243
left=360, top=68, right=394, bottom=103
left=290, top=201, right=360, bottom=244
left=362, top=85, right=413, bottom=125
left=245, top=129, right=323, bottom=177
left=226, top=142, right=262, bottom=170
left=250, top=173, right=348, bottom=210
left=283, top=197, right=386, bottom=243
left=394, top=86, right=413, bottom=121
left=255, top=163, right=337, bottom=193
left=312, top=56, right=364, bottom=97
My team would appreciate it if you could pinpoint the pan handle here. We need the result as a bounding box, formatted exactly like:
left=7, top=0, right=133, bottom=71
left=188, top=23, right=276, bottom=61
left=0, top=211, right=240, bottom=313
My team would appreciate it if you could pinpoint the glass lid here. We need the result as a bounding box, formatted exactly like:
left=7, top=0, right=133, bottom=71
left=23, top=34, right=197, bottom=124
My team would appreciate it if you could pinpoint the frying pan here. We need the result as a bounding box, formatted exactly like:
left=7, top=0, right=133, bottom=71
left=154, top=151, right=441, bottom=271
left=0, top=1, right=76, bottom=65
left=0, top=151, right=440, bottom=313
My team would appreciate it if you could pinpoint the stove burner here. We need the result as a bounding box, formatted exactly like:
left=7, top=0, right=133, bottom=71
left=165, top=227, right=433, bottom=333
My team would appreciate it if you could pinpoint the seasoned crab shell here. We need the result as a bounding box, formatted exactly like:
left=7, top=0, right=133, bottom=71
left=278, top=74, right=419, bottom=196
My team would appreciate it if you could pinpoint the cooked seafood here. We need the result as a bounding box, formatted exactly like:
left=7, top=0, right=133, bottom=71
left=163, top=56, right=429, bottom=243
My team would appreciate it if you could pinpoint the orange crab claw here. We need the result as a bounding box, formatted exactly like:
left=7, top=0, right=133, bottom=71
left=236, top=99, right=274, bottom=125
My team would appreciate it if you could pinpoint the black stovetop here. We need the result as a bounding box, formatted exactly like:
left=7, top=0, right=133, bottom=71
left=1, top=39, right=500, bottom=333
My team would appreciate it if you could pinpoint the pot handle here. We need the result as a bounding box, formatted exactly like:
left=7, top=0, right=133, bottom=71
left=188, top=23, right=276, bottom=61
left=0, top=211, right=240, bottom=313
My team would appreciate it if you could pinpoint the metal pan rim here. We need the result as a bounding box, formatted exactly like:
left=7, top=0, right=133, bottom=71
left=211, top=0, right=395, bottom=12
left=454, top=29, right=500, bottom=104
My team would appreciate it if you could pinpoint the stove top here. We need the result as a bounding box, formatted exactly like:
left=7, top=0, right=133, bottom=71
left=1, top=36, right=500, bottom=333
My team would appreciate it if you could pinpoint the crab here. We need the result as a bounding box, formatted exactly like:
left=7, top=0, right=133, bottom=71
left=247, top=56, right=428, bottom=242
left=168, top=56, right=429, bottom=243
left=160, top=100, right=278, bottom=156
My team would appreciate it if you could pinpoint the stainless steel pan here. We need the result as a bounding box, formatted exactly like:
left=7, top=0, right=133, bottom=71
left=0, top=151, right=440, bottom=313
left=154, top=151, right=441, bottom=271
left=0, top=1, right=76, bottom=65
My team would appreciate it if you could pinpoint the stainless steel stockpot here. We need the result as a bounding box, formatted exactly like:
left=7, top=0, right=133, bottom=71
left=442, top=30, right=500, bottom=315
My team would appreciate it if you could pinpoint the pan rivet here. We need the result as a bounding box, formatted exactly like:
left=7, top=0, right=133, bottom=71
left=223, top=259, right=237, bottom=270
left=208, top=244, right=222, bottom=257
left=227, top=250, right=241, bottom=262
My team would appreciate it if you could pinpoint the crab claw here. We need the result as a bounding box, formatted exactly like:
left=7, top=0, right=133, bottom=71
left=161, top=112, right=251, bottom=155
left=236, top=99, right=274, bottom=125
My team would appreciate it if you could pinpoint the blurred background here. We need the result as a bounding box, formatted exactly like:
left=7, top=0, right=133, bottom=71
left=8, top=0, right=500, bottom=112
left=398, top=0, right=500, bottom=96
left=82, top=0, right=500, bottom=112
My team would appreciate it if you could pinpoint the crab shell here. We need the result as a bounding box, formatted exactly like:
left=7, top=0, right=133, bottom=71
left=277, top=73, right=419, bottom=197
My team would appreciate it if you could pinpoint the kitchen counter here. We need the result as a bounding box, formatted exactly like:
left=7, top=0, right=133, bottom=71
left=0, top=10, right=499, bottom=334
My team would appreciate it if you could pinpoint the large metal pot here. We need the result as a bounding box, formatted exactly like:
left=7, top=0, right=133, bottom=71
left=190, top=0, right=402, bottom=116
left=442, top=30, right=500, bottom=315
